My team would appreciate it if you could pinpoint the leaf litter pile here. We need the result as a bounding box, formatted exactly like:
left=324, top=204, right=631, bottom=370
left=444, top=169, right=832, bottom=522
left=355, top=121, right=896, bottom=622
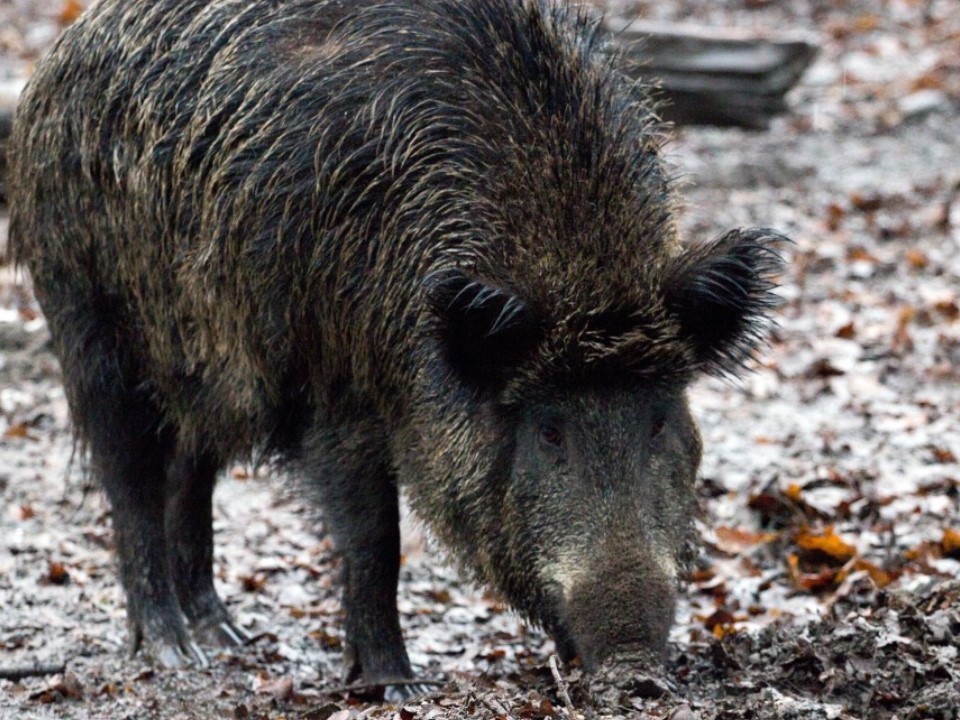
left=1, top=0, right=959, bottom=718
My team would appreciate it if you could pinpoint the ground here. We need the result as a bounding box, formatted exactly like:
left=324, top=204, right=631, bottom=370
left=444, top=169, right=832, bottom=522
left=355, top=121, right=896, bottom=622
left=1, top=1, right=959, bottom=719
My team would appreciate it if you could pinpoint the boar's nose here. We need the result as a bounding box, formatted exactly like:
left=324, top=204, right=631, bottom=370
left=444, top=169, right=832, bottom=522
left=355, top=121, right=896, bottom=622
left=557, top=547, right=678, bottom=670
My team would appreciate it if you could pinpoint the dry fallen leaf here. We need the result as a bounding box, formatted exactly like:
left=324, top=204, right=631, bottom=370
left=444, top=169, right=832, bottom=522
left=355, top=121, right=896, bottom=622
left=4, top=422, right=38, bottom=441
left=309, top=627, right=342, bottom=650
left=785, top=484, right=804, bottom=503
left=43, top=561, right=71, bottom=586
left=904, top=249, right=929, bottom=270
left=835, top=321, right=856, bottom=339
left=852, top=13, right=880, bottom=32
left=255, top=675, right=296, bottom=702
left=849, top=193, right=884, bottom=213
left=239, top=574, right=267, bottom=592
left=795, top=526, right=856, bottom=565
left=58, top=0, right=85, bottom=25
left=932, top=298, right=959, bottom=321
left=931, top=447, right=957, bottom=463
left=798, top=566, right=840, bottom=593
left=30, top=672, right=84, bottom=703
left=942, top=529, right=960, bottom=559
left=700, top=608, right=740, bottom=638
left=713, top=526, right=777, bottom=555
left=893, top=306, right=915, bottom=352
left=825, top=203, right=846, bottom=231
left=849, top=559, right=893, bottom=588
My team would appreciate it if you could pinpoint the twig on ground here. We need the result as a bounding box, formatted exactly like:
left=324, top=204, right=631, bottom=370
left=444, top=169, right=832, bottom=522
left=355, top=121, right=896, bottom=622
left=549, top=654, right=577, bottom=717
left=320, top=678, right=444, bottom=695
left=481, top=693, right=516, bottom=720
left=0, top=662, right=67, bottom=681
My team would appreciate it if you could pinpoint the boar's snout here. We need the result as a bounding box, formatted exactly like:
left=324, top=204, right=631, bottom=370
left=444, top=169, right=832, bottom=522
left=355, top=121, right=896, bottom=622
left=551, top=544, right=678, bottom=670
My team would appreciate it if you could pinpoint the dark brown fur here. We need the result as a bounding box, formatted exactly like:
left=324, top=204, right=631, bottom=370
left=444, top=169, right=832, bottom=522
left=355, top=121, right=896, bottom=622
left=10, top=0, right=784, bottom=692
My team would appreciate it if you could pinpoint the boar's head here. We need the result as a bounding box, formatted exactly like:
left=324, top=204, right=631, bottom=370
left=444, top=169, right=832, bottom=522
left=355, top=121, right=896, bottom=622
left=407, top=228, right=784, bottom=669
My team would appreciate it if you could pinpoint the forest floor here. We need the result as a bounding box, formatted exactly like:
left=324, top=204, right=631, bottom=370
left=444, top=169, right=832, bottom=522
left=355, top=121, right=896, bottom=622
left=1, top=0, right=959, bottom=719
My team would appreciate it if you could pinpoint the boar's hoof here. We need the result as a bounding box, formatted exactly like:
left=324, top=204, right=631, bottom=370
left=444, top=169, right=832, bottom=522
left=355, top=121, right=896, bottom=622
left=192, top=617, right=252, bottom=649
left=129, top=613, right=211, bottom=669
left=383, top=682, right=436, bottom=704
left=342, top=640, right=429, bottom=702
left=151, top=639, right=210, bottom=670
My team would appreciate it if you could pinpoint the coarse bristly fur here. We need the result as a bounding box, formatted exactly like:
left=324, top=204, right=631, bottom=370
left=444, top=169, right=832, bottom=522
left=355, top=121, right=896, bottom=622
left=10, top=0, right=786, bottom=693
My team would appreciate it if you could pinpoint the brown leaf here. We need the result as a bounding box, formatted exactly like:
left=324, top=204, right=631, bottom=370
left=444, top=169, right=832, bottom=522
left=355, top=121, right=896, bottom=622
left=427, top=588, right=451, bottom=603
left=904, top=540, right=940, bottom=564
left=748, top=492, right=793, bottom=525
left=846, top=246, right=877, bottom=262
left=43, top=561, right=71, bottom=586
left=701, top=608, right=740, bottom=637
left=785, top=484, right=804, bottom=503
left=58, top=0, right=85, bottom=25
left=852, top=14, right=879, bottom=32
left=309, top=628, right=342, bottom=650
left=849, top=193, right=884, bottom=213
left=825, top=203, right=845, bottom=231
left=4, top=422, right=38, bottom=441
left=904, top=249, right=929, bottom=269
left=713, top=526, right=776, bottom=555
left=795, top=526, right=856, bottom=565
left=240, top=574, right=267, bottom=592
left=933, top=298, right=959, bottom=321
left=787, top=553, right=803, bottom=589
left=687, top=567, right=716, bottom=584
left=850, top=559, right=893, bottom=588
left=893, top=306, right=915, bottom=352
left=806, top=358, right=846, bottom=378
left=910, top=72, right=945, bottom=92
left=31, top=673, right=84, bottom=703
left=931, top=447, right=957, bottom=463
left=517, top=698, right=556, bottom=719
left=798, top=566, right=839, bottom=593
left=835, top=321, right=856, bottom=339
left=255, top=675, right=295, bottom=702
left=942, top=529, right=960, bottom=560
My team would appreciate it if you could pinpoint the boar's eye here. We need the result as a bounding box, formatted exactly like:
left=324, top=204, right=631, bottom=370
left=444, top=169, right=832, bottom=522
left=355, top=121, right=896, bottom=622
left=649, top=413, right=667, bottom=440
left=538, top=424, right=564, bottom=451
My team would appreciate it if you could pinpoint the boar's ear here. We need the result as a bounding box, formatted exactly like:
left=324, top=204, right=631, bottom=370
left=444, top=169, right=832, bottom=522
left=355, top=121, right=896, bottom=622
left=425, top=270, right=540, bottom=387
left=664, top=228, right=786, bottom=377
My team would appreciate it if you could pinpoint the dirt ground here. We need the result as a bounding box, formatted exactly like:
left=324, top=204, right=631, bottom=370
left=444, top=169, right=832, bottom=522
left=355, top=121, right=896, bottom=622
left=1, top=1, right=959, bottom=719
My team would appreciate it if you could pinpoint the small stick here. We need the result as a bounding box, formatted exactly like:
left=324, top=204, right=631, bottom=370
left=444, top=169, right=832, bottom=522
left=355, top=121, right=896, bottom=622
left=320, top=678, right=444, bottom=695
left=481, top=694, right=516, bottom=720
left=0, top=663, right=66, bottom=681
left=549, top=654, right=577, bottom=717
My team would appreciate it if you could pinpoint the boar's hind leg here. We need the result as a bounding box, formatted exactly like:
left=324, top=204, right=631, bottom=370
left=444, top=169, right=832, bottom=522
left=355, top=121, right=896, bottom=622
left=58, top=317, right=206, bottom=668
left=166, top=449, right=249, bottom=648
left=307, top=423, right=421, bottom=699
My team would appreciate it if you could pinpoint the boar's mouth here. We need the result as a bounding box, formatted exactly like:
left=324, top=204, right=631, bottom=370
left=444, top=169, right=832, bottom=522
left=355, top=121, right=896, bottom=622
left=540, top=581, right=582, bottom=664
left=540, top=559, right=677, bottom=671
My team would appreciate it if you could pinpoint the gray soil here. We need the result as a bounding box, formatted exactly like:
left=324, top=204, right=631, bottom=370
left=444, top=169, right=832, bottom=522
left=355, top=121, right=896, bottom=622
left=1, top=1, right=959, bottom=719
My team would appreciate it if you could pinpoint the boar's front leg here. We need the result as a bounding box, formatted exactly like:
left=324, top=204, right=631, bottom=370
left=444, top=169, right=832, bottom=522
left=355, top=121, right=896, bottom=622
left=305, top=419, right=419, bottom=699
left=51, top=305, right=206, bottom=669
left=165, top=448, right=250, bottom=648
